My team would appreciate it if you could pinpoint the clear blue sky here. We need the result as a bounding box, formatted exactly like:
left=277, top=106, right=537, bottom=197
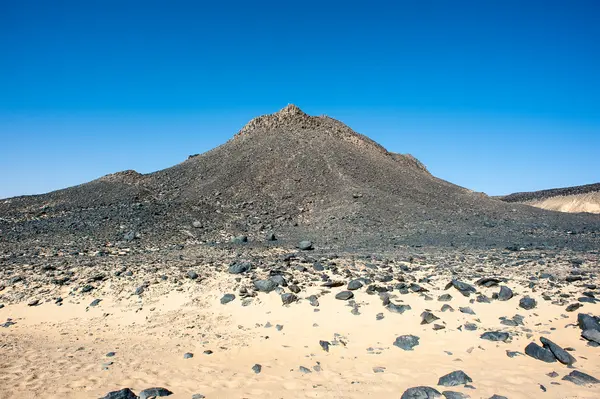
left=1, top=0, right=599, bottom=199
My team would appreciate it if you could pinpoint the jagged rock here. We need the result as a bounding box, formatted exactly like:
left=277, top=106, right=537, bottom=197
left=525, top=342, right=557, bottom=363
left=101, top=388, right=137, bottom=399
left=138, top=387, right=173, bottom=399
left=394, top=335, right=420, bottom=351
left=562, top=370, right=600, bottom=385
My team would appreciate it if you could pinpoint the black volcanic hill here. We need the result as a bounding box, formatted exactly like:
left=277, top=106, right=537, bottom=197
left=1, top=105, right=599, bottom=252
left=499, top=183, right=600, bottom=203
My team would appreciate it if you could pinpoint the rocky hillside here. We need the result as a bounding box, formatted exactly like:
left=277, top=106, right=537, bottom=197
left=500, top=183, right=600, bottom=214
left=1, top=105, right=599, bottom=253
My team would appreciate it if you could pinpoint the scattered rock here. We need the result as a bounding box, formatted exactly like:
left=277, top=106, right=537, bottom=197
left=525, top=342, right=557, bottom=363
left=401, top=386, right=442, bottom=399
left=438, top=370, right=473, bottom=387
left=562, top=370, right=600, bottom=386
left=394, top=335, right=420, bottom=351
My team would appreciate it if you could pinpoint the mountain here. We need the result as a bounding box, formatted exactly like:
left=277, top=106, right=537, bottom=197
left=1, top=105, right=599, bottom=252
left=499, top=183, right=600, bottom=214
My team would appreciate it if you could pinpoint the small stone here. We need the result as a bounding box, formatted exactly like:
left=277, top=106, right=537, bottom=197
left=348, top=279, right=363, bottom=290
left=319, top=340, right=330, bottom=352
left=183, top=352, right=193, bottom=359
left=252, top=364, right=262, bottom=374
left=281, top=293, right=298, bottom=305
left=480, top=331, right=509, bottom=342
left=497, top=286, right=513, bottom=301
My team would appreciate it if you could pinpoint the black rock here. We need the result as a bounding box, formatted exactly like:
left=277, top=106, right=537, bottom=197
left=298, top=240, right=313, bottom=250
left=319, top=340, right=330, bottom=352
left=89, top=299, right=102, bottom=307
left=506, top=350, right=523, bottom=358
left=27, top=299, right=40, bottom=306
left=519, top=296, right=537, bottom=310
left=464, top=323, right=477, bottom=331
left=582, top=329, right=600, bottom=344
left=134, top=286, right=145, bottom=296
left=288, top=284, right=301, bottom=294
left=228, top=262, right=252, bottom=274
left=187, top=271, right=198, bottom=280
left=540, top=337, right=576, bottom=365
left=231, top=235, right=248, bottom=244
left=387, top=303, right=412, bottom=314
left=400, top=386, right=442, bottom=399
left=348, top=279, right=363, bottom=290
left=578, top=313, right=600, bottom=331
left=253, top=279, right=278, bottom=293
left=220, top=294, right=235, bottom=304
left=183, top=352, right=193, bottom=359
left=480, top=331, right=509, bottom=342
left=524, top=342, right=557, bottom=363
left=299, top=366, right=312, bottom=373
left=437, top=370, right=473, bottom=387
left=497, top=286, right=513, bottom=301
left=488, top=396, right=508, bottom=399
left=252, top=364, right=262, bottom=374
left=475, top=277, right=501, bottom=287
left=335, top=291, right=354, bottom=300
left=445, top=279, right=476, bottom=297
left=566, top=303, right=582, bottom=312
left=281, top=293, right=298, bottom=305
left=562, top=370, right=600, bottom=385
left=459, top=307, right=475, bottom=315
left=266, top=232, right=277, bottom=241
left=442, top=392, right=469, bottom=399
left=441, top=304, right=454, bottom=312
left=421, top=311, right=440, bottom=325
left=101, top=388, right=137, bottom=399
left=138, top=387, right=173, bottom=399
left=438, top=294, right=452, bottom=302
left=393, top=335, right=420, bottom=351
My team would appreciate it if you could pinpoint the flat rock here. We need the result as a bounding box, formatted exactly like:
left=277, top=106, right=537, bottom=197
left=298, top=241, right=313, bottom=250
left=281, top=293, right=298, bottom=305
left=445, top=280, right=476, bottom=297
left=578, top=313, right=600, bottom=332
left=347, top=279, right=363, bottom=290
left=442, top=391, right=470, bottom=399
left=421, top=311, right=440, bottom=325
left=228, top=262, right=252, bottom=274
left=562, top=370, right=600, bottom=386
left=438, top=370, right=473, bottom=387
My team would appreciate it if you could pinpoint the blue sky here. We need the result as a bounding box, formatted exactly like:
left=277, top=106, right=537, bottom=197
left=1, top=0, right=599, bottom=199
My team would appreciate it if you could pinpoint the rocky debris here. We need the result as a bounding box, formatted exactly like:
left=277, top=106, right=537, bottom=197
left=183, top=353, right=193, bottom=359
left=481, top=331, right=509, bottom=342
left=566, top=303, right=582, bottom=312
left=459, top=307, right=475, bottom=315
left=438, top=294, right=452, bottom=302
left=400, top=386, right=442, bottom=399
left=89, top=299, right=102, bottom=307
left=252, top=364, right=262, bottom=374
left=335, top=291, right=354, bottom=300
left=220, top=294, right=235, bottom=304
left=186, top=271, right=198, bottom=279
left=437, top=370, right=473, bottom=387
left=562, top=370, right=599, bottom=385
left=519, top=296, right=537, bottom=310
left=394, top=335, right=420, bottom=351
left=524, top=342, right=557, bottom=363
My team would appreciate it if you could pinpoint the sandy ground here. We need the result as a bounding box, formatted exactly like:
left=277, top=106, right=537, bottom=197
left=1, top=259, right=599, bottom=399
left=525, top=192, right=600, bottom=214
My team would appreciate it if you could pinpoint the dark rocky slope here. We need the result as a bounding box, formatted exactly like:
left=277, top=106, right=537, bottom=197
left=1, top=105, right=599, bottom=252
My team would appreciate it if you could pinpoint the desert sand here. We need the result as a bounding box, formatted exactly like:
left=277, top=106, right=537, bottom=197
left=1, top=246, right=599, bottom=399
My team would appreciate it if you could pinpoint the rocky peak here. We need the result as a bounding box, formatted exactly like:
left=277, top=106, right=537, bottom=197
left=236, top=104, right=315, bottom=136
